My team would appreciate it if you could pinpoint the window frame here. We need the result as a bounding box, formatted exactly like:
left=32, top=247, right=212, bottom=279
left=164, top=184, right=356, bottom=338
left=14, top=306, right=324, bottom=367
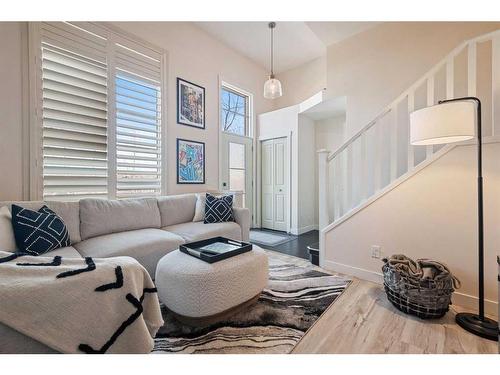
left=28, top=22, right=168, bottom=201
left=220, top=82, right=252, bottom=138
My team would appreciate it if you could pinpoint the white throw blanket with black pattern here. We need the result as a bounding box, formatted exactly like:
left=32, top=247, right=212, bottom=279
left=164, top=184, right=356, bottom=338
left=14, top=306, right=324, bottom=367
left=0, top=251, right=163, bottom=353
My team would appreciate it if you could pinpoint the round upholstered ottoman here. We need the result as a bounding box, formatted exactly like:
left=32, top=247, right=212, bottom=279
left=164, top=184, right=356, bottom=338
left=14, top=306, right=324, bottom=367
left=155, top=246, right=268, bottom=326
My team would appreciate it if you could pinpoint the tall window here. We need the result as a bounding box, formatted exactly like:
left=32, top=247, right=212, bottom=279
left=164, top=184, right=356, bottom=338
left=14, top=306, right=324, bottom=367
left=221, top=86, right=249, bottom=136
left=33, top=22, right=164, bottom=200
left=115, top=73, right=162, bottom=198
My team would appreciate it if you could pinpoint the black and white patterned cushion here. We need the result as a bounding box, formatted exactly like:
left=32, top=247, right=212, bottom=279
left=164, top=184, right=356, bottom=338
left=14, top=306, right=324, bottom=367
left=11, top=204, right=71, bottom=255
left=204, top=194, right=234, bottom=224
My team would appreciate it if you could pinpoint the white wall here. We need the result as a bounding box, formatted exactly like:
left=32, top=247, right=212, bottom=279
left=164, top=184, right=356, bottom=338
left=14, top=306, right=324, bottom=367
left=314, top=115, right=346, bottom=220
left=314, top=115, right=346, bottom=154
left=324, top=142, right=500, bottom=316
left=297, top=114, right=316, bottom=233
left=0, top=22, right=274, bottom=201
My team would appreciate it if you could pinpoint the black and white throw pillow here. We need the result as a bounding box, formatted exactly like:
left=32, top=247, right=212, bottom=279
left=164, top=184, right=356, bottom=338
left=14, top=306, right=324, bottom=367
left=204, top=193, right=234, bottom=224
left=11, top=204, right=71, bottom=256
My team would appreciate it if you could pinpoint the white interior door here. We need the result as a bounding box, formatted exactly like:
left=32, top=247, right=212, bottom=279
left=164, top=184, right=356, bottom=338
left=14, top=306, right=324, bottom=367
left=261, top=137, right=288, bottom=232
left=220, top=133, right=253, bottom=211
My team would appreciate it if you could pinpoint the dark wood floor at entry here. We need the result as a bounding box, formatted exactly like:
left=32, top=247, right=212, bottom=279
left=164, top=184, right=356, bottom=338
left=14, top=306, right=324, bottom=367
left=249, top=228, right=318, bottom=260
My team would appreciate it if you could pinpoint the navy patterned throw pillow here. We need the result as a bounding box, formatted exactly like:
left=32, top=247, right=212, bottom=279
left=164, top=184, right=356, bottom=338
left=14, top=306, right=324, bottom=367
left=204, top=194, right=234, bottom=224
left=11, top=204, right=71, bottom=256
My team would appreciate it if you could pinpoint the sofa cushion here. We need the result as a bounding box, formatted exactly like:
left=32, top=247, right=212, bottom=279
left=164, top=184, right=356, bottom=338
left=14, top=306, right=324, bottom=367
left=0, top=206, right=17, bottom=252
left=0, top=201, right=81, bottom=244
left=74, top=228, right=184, bottom=276
left=45, top=201, right=81, bottom=243
left=79, top=198, right=161, bottom=240
left=162, top=221, right=242, bottom=243
left=157, top=194, right=197, bottom=227
left=192, top=193, right=205, bottom=222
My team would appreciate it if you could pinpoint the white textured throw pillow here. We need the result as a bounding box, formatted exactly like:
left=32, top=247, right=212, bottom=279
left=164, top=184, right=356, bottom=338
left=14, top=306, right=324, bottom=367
left=192, top=193, right=206, bottom=222
left=0, top=206, right=18, bottom=252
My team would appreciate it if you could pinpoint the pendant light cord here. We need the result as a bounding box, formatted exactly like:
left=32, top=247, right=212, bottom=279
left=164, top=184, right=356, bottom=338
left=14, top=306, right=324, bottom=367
left=269, top=22, right=275, bottom=78
left=271, top=25, right=274, bottom=77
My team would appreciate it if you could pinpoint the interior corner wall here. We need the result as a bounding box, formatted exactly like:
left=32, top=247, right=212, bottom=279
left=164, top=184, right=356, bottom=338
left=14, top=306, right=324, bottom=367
left=273, top=55, right=327, bottom=110
left=0, top=22, right=25, bottom=200
left=314, top=115, right=346, bottom=154
left=324, top=142, right=500, bottom=316
left=326, top=22, right=500, bottom=139
left=297, top=114, right=317, bottom=233
left=314, top=115, right=346, bottom=220
left=0, top=22, right=274, bottom=201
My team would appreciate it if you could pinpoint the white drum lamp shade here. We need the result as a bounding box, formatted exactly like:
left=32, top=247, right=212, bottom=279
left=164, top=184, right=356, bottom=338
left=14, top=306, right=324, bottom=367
left=410, top=101, right=476, bottom=145
left=263, top=77, right=283, bottom=99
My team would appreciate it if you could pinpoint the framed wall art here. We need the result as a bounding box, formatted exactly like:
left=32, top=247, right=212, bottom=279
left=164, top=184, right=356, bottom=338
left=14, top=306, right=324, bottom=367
left=177, top=77, right=205, bottom=129
left=176, top=138, right=205, bottom=184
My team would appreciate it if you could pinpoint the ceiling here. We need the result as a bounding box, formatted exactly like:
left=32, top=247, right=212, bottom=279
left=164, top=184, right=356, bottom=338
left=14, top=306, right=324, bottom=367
left=195, top=22, right=380, bottom=74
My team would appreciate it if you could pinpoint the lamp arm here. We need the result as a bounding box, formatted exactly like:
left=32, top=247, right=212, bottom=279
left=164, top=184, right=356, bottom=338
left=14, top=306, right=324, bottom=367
left=437, top=96, right=481, bottom=150
left=439, top=96, right=484, bottom=320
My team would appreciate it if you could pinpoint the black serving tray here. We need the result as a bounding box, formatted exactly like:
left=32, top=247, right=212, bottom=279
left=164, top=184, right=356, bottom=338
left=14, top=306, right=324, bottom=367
left=179, top=236, right=253, bottom=263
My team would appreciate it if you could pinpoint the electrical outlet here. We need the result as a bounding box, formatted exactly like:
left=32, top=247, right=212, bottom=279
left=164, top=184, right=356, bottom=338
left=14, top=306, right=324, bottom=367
left=371, top=245, right=382, bottom=259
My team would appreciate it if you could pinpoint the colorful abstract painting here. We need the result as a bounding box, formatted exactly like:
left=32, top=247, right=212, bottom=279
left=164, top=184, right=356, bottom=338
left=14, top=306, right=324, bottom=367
left=177, top=139, right=205, bottom=184
left=177, top=78, right=205, bottom=129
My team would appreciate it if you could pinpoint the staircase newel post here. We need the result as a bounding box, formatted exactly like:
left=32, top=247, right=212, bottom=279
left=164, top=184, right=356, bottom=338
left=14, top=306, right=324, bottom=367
left=317, top=149, right=330, bottom=231
left=317, top=149, right=330, bottom=267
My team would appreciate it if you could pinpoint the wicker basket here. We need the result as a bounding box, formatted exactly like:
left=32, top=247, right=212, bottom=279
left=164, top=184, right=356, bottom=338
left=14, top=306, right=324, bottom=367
left=382, top=256, right=460, bottom=319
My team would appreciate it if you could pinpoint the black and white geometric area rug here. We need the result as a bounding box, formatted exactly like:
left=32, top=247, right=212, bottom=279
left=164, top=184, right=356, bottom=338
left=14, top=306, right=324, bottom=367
left=153, top=251, right=352, bottom=354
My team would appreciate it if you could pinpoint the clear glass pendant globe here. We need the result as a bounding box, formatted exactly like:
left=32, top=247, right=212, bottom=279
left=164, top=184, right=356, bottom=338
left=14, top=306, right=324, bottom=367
left=263, top=77, right=283, bottom=99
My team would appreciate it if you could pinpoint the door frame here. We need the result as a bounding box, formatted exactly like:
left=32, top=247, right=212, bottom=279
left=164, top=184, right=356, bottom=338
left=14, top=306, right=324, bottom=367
left=257, top=132, right=292, bottom=233
left=217, top=76, right=257, bottom=225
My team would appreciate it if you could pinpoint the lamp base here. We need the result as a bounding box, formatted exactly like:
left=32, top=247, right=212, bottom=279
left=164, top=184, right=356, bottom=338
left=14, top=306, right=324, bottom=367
left=455, top=312, right=498, bottom=341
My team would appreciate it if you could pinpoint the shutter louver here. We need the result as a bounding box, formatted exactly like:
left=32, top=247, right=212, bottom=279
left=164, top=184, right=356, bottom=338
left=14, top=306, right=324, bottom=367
left=41, top=40, right=108, bottom=200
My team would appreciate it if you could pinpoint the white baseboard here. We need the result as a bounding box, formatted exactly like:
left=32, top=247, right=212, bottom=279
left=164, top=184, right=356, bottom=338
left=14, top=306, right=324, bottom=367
left=452, top=292, right=499, bottom=318
left=322, top=260, right=499, bottom=318
left=290, top=224, right=318, bottom=236
left=323, top=260, right=383, bottom=284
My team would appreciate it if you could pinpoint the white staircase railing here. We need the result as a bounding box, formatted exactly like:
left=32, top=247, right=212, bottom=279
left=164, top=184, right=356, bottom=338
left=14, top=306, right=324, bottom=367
left=318, top=30, right=500, bottom=246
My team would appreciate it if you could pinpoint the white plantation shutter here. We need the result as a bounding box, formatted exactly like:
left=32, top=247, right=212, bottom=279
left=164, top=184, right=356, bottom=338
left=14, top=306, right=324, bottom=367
left=114, top=42, right=163, bottom=198
left=40, top=23, right=109, bottom=200
left=33, top=22, right=165, bottom=200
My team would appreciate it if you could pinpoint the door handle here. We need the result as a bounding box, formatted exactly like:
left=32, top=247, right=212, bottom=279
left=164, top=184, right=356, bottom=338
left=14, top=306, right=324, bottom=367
left=279, top=189, right=283, bottom=192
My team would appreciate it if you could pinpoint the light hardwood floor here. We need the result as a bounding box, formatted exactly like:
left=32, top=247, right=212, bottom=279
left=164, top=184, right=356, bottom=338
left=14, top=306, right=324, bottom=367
left=293, top=278, right=498, bottom=354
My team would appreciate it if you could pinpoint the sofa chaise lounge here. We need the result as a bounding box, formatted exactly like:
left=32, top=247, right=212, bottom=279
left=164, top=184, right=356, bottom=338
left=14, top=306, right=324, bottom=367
left=0, top=193, right=250, bottom=353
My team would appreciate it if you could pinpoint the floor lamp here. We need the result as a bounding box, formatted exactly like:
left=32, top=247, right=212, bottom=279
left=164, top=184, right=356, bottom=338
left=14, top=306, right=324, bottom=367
left=409, top=96, right=498, bottom=341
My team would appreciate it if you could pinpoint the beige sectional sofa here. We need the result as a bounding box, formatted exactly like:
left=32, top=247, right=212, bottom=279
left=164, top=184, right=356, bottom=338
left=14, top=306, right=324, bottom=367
left=0, top=193, right=250, bottom=353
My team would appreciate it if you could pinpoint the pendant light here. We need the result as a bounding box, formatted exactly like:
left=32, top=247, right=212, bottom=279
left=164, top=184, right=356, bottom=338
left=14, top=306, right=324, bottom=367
left=263, top=22, right=283, bottom=99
